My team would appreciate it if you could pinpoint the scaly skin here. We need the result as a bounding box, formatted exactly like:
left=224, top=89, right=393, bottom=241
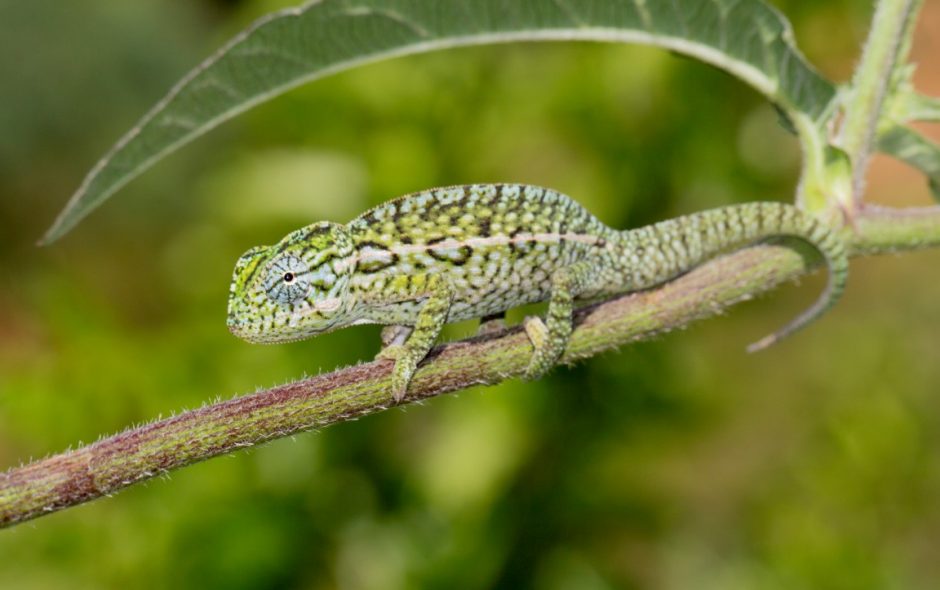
left=227, top=184, right=848, bottom=402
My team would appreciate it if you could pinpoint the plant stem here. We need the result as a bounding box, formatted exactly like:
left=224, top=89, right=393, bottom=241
left=2, top=205, right=940, bottom=529
left=839, top=0, right=923, bottom=205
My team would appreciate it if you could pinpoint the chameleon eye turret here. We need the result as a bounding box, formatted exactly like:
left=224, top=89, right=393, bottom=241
left=227, top=184, right=848, bottom=403
left=264, top=255, right=310, bottom=305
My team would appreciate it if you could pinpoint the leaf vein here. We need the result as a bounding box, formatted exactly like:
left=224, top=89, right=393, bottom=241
left=341, top=5, right=433, bottom=39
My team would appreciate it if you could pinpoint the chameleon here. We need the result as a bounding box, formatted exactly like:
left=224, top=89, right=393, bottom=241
left=227, top=183, right=848, bottom=402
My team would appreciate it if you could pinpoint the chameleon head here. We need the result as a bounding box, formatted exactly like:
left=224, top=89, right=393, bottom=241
left=227, top=222, right=355, bottom=343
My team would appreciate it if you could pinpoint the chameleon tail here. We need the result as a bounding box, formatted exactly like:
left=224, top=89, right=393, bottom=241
left=615, top=202, right=848, bottom=351
left=745, top=206, right=848, bottom=352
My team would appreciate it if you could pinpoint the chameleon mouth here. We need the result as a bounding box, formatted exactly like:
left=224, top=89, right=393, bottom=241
left=227, top=316, right=323, bottom=344
left=227, top=320, right=279, bottom=344
left=226, top=318, right=252, bottom=339
left=226, top=315, right=265, bottom=342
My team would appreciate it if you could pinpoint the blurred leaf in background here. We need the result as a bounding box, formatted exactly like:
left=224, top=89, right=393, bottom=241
left=1, top=0, right=940, bottom=589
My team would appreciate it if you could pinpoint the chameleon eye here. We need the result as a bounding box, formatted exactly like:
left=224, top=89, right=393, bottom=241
left=265, top=255, right=309, bottom=304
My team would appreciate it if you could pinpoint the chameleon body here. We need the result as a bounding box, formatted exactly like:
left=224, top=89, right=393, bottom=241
left=227, top=184, right=848, bottom=402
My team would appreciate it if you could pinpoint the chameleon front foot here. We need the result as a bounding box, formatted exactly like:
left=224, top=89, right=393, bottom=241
left=375, top=344, right=404, bottom=361
left=375, top=325, right=412, bottom=362
left=477, top=312, right=507, bottom=336
left=374, top=344, right=417, bottom=402
left=388, top=357, right=419, bottom=403
left=374, top=341, right=411, bottom=401
left=383, top=275, right=453, bottom=404
left=380, top=325, right=413, bottom=349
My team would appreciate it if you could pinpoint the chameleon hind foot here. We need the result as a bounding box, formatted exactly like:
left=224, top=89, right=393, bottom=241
left=522, top=316, right=552, bottom=380
left=522, top=262, right=593, bottom=380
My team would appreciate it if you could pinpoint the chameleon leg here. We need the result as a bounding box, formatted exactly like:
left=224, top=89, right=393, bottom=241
left=523, top=261, right=593, bottom=380
left=385, top=274, right=453, bottom=403
left=476, top=311, right=507, bottom=336
left=375, top=325, right=413, bottom=360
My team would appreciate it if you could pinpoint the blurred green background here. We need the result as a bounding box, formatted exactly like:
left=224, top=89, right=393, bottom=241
left=2, top=0, right=940, bottom=588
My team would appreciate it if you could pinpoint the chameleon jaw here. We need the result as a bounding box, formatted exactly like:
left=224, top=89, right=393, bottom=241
left=227, top=319, right=311, bottom=345
left=226, top=308, right=348, bottom=344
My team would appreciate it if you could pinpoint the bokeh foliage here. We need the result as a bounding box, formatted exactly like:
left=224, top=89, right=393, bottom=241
left=2, top=0, right=940, bottom=588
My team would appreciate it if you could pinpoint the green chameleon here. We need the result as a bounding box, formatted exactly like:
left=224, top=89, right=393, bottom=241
left=227, top=184, right=848, bottom=402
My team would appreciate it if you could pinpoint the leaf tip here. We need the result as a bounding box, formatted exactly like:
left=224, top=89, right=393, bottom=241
left=37, top=209, right=77, bottom=246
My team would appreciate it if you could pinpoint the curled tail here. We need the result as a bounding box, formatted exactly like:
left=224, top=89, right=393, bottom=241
left=741, top=204, right=848, bottom=352
left=616, top=202, right=848, bottom=351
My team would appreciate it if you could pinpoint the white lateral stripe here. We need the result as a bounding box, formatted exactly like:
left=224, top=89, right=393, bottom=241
left=340, top=232, right=603, bottom=268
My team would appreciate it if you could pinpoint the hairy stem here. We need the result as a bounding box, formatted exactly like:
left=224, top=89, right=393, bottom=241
left=839, top=0, right=923, bottom=204
left=3, top=206, right=940, bottom=528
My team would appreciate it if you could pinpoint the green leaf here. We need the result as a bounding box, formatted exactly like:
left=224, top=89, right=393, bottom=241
left=878, top=61, right=940, bottom=125
left=897, top=92, right=940, bottom=123
left=878, top=125, right=940, bottom=201
left=43, top=0, right=836, bottom=243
